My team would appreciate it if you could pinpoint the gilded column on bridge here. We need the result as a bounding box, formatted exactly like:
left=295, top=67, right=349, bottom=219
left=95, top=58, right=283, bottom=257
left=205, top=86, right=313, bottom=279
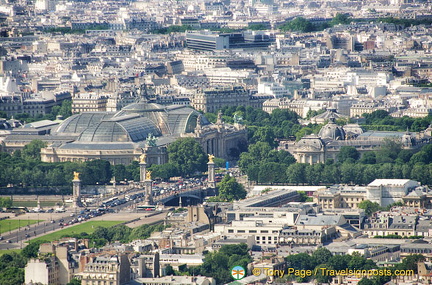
left=144, top=170, right=153, bottom=205
left=207, top=154, right=216, bottom=189
left=139, top=153, right=147, bottom=186
left=72, top=171, right=82, bottom=208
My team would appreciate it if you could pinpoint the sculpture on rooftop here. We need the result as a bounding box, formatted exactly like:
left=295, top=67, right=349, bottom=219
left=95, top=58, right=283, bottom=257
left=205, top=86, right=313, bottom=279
left=146, top=133, right=157, bottom=147
left=233, top=113, right=243, bottom=124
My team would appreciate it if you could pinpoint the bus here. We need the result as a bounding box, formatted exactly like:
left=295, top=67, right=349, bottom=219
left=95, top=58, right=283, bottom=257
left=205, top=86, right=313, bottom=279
left=6, top=207, right=28, bottom=214
left=102, top=197, right=119, bottom=206
left=137, top=205, right=156, bottom=211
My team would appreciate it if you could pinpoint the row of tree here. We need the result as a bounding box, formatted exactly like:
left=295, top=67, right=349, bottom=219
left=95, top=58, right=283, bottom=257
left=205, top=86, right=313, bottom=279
left=279, top=13, right=351, bottom=33
left=67, top=223, right=168, bottom=248
left=245, top=157, right=432, bottom=186
left=362, top=110, right=432, bottom=132
left=207, top=175, right=247, bottom=202
left=166, top=243, right=252, bottom=284
left=285, top=247, right=424, bottom=284
left=238, top=134, right=432, bottom=185
left=0, top=137, right=211, bottom=188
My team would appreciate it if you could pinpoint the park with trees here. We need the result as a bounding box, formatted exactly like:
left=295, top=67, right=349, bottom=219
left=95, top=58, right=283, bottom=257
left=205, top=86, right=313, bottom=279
left=283, top=247, right=423, bottom=284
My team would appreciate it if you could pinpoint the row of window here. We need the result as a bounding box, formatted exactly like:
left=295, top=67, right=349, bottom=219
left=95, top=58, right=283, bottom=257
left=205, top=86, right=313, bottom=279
left=227, top=229, right=279, bottom=234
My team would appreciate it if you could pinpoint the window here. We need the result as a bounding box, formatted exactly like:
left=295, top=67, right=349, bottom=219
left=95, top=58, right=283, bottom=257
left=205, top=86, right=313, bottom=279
left=228, top=229, right=234, bottom=233
left=238, top=230, right=245, bottom=233
left=249, top=230, right=257, bottom=233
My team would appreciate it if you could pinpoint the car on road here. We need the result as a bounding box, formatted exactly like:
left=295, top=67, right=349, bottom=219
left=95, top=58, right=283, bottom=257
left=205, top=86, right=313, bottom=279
left=6, top=240, right=11, bottom=243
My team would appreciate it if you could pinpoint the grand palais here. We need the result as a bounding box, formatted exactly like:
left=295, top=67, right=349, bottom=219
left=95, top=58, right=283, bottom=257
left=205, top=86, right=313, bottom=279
left=1, top=99, right=247, bottom=165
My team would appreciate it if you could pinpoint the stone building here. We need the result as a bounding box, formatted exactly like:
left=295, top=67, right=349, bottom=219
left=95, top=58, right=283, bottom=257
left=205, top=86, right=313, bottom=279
left=36, top=100, right=247, bottom=164
left=78, top=254, right=131, bottom=285
left=25, top=239, right=81, bottom=285
left=191, top=86, right=250, bottom=113
left=279, top=116, right=431, bottom=165
left=315, top=179, right=423, bottom=208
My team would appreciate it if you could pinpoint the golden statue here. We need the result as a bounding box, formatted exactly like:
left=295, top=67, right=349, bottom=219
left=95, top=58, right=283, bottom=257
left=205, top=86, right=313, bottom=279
left=146, top=170, right=152, bottom=180
left=73, top=171, right=80, bottom=180
left=139, top=153, right=146, bottom=163
left=208, top=154, right=215, bottom=163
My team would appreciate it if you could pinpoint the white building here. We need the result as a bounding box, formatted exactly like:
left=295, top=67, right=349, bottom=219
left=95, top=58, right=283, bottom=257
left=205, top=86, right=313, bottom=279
left=257, top=82, right=287, bottom=98
left=366, top=179, right=420, bottom=207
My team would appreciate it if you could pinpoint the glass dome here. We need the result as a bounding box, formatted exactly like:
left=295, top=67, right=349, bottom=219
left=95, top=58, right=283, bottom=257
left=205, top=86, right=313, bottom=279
left=54, top=112, right=115, bottom=134
left=78, top=114, right=161, bottom=143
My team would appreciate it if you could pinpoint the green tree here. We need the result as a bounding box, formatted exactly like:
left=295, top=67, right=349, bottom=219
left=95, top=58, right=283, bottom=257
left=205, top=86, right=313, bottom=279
left=285, top=253, right=314, bottom=271
left=126, top=161, right=140, bottom=181
left=47, top=167, right=66, bottom=186
left=165, top=264, right=175, bottom=275
left=340, top=162, right=356, bottom=184
left=330, top=13, right=351, bottom=25
left=0, top=267, right=24, bottom=285
left=0, top=197, right=12, bottom=208
left=375, top=139, right=402, bottom=163
left=149, top=163, right=178, bottom=180
left=213, top=157, right=226, bottom=168
left=337, top=146, right=360, bottom=163
left=280, top=17, right=314, bottom=32
left=197, top=244, right=251, bottom=284
left=249, top=23, right=267, bottom=30
left=22, top=240, right=49, bottom=258
left=312, top=247, right=332, bottom=266
left=58, top=100, right=72, bottom=118
left=287, top=163, right=306, bottom=185
left=402, top=254, right=425, bottom=273
left=364, top=110, right=390, bottom=124
left=129, top=224, right=167, bottom=241
left=358, top=200, right=381, bottom=216
left=314, top=264, right=333, bottom=284
left=360, top=152, right=376, bottom=164
left=258, top=162, right=287, bottom=183
left=168, top=138, right=207, bottom=176
left=22, top=140, right=47, bottom=161
left=81, top=160, right=112, bottom=185
left=218, top=175, right=246, bottom=201
left=250, top=127, right=277, bottom=146
left=328, top=255, right=352, bottom=270
left=112, top=164, right=130, bottom=182
left=66, top=278, right=82, bottom=285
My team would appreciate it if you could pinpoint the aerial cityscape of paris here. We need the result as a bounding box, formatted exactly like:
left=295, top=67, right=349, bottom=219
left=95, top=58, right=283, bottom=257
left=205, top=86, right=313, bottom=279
left=1, top=0, right=432, bottom=284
